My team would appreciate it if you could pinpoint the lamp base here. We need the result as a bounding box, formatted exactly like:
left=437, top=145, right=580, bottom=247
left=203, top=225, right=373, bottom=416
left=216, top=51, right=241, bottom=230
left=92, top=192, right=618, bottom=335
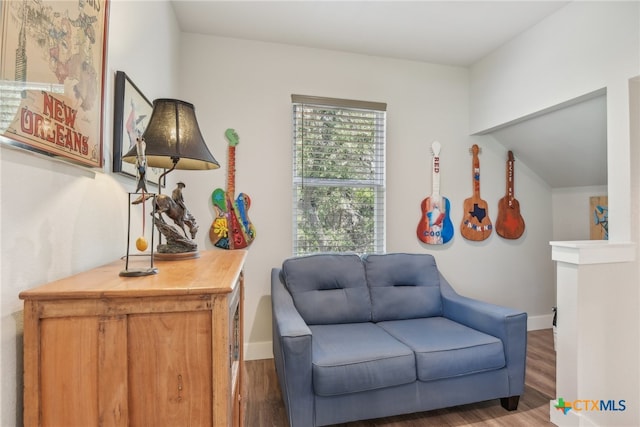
left=119, top=267, right=159, bottom=277
left=154, top=250, right=200, bottom=261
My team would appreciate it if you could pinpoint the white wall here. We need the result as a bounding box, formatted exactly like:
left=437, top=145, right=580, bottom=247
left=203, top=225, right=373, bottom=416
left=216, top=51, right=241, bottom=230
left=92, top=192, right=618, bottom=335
left=470, top=2, right=640, bottom=425
left=470, top=2, right=639, bottom=135
left=552, top=186, right=608, bottom=241
left=471, top=1, right=640, bottom=243
left=0, top=2, right=180, bottom=425
left=177, top=34, right=555, bottom=359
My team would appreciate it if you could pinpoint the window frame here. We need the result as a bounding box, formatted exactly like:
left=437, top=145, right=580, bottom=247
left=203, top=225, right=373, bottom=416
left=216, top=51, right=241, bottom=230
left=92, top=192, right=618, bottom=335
left=291, top=94, right=387, bottom=255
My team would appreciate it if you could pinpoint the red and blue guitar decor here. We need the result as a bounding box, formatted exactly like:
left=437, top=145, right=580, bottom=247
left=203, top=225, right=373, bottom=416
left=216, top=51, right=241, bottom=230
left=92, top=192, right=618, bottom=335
left=209, top=129, right=256, bottom=249
left=417, top=141, right=454, bottom=244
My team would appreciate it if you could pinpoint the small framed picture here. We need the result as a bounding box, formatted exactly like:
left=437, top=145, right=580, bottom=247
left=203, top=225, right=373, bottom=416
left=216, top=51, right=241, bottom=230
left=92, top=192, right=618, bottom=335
left=112, top=71, right=164, bottom=186
left=590, top=195, right=608, bottom=240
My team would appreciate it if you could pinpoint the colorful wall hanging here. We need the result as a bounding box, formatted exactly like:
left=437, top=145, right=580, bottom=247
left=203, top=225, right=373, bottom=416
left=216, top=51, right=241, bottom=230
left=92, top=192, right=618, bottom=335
left=210, top=129, right=256, bottom=249
left=417, top=141, right=453, bottom=244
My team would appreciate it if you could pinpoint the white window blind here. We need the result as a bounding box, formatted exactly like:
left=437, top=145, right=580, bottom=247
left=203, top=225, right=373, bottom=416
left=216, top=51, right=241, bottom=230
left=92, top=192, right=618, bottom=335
left=292, top=95, right=386, bottom=255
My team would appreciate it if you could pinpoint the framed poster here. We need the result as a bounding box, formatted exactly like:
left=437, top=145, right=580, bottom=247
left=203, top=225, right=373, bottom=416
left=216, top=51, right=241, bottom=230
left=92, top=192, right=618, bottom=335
left=0, top=0, right=110, bottom=168
left=112, top=71, right=164, bottom=186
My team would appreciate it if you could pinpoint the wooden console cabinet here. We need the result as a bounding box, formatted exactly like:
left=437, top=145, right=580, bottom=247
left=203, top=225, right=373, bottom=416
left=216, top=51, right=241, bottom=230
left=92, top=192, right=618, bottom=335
left=20, top=250, right=246, bottom=427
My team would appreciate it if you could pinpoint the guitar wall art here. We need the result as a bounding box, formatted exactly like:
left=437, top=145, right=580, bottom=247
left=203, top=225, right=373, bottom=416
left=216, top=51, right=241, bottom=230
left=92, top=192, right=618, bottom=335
left=460, top=144, right=493, bottom=241
left=495, top=151, right=525, bottom=239
left=417, top=141, right=454, bottom=245
left=209, top=129, right=256, bottom=250
left=415, top=144, right=526, bottom=244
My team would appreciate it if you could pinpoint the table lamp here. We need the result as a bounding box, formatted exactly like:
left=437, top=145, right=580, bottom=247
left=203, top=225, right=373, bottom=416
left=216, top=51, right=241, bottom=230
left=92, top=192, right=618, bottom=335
left=123, top=99, right=219, bottom=260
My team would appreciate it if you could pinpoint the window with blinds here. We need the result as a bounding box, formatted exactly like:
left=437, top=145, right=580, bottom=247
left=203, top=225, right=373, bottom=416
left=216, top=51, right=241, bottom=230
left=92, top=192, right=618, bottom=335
left=292, top=95, right=386, bottom=255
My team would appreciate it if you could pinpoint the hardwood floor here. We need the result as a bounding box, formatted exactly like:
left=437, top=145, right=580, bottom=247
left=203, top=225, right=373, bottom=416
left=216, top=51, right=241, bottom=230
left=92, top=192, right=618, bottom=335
left=244, top=329, right=555, bottom=426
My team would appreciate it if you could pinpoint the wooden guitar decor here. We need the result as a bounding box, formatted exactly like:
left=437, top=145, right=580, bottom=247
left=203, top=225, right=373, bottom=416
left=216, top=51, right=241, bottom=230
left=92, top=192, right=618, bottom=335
left=496, top=151, right=525, bottom=239
left=209, top=129, right=256, bottom=249
left=460, top=144, right=492, bottom=241
left=417, top=141, right=454, bottom=244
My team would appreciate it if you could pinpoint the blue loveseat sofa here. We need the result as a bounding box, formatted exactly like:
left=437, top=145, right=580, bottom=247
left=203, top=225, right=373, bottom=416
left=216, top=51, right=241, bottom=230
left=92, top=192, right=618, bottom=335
left=271, top=253, right=527, bottom=427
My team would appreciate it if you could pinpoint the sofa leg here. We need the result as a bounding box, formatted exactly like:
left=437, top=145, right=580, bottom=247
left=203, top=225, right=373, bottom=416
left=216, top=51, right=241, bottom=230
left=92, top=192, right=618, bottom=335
left=500, top=396, right=520, bottom=411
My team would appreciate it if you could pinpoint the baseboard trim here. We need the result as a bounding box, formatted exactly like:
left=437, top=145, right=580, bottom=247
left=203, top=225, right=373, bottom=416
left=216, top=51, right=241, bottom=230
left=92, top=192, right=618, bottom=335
left=245, top=340, right=273, bottom=361
left=528, top=314, right=553, bottom=331
left=244, top=315, right=553, bottom=361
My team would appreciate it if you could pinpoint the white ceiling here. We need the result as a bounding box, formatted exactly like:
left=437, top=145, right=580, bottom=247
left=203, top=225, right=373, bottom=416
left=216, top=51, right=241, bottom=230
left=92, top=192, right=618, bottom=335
left=171, top=1, right=570, bottom=66
left=171, top=0, right=607, bottom=188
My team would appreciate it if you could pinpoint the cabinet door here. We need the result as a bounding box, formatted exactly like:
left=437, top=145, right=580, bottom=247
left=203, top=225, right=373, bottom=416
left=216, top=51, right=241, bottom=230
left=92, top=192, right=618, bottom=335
left=128, top=311, right=213, bottom=426
left=39, top=315, right=128, bottom=427
left=40, top=317, right=99, bottom=426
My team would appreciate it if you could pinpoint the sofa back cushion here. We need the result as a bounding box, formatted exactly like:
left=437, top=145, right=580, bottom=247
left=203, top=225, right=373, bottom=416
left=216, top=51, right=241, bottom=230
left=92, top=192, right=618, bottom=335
left=281, top=253, right=372, bottom=325
left=363, top=253, right=443, bottom=321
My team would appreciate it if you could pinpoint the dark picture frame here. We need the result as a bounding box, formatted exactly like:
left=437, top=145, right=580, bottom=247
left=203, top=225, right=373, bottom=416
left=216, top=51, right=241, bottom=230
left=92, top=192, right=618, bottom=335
left=0, top=0, right=110, bottom=168
left=112, top=71, right=163, bottom=186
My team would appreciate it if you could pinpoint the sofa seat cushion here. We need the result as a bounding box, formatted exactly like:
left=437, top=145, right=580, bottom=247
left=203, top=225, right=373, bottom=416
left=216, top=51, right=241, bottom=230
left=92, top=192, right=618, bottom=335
left=309, top=322, right=416, bottom=396
left=378, top=317, right=505, bottom=381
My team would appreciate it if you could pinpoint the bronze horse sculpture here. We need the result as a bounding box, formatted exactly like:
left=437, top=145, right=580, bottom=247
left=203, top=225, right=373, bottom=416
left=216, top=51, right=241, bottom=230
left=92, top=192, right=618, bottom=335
left=154, top=194, right=199, bottom=239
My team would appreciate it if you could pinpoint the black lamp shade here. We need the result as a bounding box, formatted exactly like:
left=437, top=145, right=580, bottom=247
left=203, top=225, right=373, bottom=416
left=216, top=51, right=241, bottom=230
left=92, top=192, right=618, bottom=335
left=123, top=99, right=219, bottom=170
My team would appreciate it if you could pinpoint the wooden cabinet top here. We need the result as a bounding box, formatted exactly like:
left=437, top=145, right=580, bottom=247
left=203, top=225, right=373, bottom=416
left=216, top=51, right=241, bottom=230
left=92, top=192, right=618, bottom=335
left=19, top=250, right=247, bottom=301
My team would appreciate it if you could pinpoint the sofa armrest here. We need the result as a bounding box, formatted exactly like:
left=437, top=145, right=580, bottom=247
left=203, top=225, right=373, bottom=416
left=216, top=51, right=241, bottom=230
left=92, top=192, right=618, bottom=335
left=440, top=274, right=527, bottom=396
left=271, top=268, right=314, bottom=427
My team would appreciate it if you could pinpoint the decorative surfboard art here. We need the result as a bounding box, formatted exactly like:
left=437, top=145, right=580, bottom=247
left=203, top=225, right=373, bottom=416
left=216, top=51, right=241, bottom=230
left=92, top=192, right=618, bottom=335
left=496, top=151, right=525, bottom=239
left=460, top=144, right=492, bottom=241
left=209, top=129, right=256, bottom=249
left=417, top=141, right=454, bottom=244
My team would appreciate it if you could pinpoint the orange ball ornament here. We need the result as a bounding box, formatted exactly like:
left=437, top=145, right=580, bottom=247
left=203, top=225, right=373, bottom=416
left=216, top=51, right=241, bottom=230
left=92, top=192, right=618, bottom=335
left=136, top=236, right=148, bottom=252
